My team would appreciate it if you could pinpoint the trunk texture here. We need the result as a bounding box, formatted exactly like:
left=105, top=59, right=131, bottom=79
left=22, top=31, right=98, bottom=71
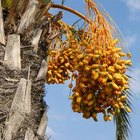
left=0, top=34, right=48, bottom=140
left=0, top=0, right=62, bottom=139
left=0, top=0, right=50, bottom=139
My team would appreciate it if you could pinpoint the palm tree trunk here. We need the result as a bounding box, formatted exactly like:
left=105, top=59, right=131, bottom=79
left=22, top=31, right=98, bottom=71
left=0, top=35, right=48, bottom=140
left=0, top=0, right=49, bottom=139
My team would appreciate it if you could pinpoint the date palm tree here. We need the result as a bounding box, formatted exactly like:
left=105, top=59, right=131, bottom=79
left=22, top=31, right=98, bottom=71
left=0, top=0, right=131, bottom=140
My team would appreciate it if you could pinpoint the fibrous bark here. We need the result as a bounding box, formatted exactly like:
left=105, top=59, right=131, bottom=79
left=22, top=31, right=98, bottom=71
left=0, top=0, right=48, bottom=139
left=0, top=0, right=63, bottom=139
left=0, top=34, right=47, bottom=139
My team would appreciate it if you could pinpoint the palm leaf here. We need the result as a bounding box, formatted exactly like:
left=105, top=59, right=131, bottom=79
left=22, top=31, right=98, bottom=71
left=1, top=0, right=13, bottom=8
left=114, top=109, right=131, bottom=140
left=114, top=90, right=132, bottom=140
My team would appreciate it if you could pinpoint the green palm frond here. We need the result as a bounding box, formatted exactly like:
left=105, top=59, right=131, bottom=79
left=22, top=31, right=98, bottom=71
left=114, top=109, right=131, bottom=140
left=114, top=90, right=132, bottom=140
left=1, top=0, right=13, bottom=8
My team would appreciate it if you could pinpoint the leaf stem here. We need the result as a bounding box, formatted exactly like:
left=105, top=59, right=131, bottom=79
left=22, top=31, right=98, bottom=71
left=51, top=4, right=90, bottom=23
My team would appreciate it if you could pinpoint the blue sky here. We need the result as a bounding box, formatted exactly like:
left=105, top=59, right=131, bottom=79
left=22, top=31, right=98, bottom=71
left=45, top=0, right=140, bottom=140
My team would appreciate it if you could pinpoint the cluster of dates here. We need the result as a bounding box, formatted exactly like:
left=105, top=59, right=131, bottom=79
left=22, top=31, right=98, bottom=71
left=69, top=38, right=132, bottom=121
left=46, top=30, right=132, bottom=121
left=46, top=0, right=132, bottom=120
